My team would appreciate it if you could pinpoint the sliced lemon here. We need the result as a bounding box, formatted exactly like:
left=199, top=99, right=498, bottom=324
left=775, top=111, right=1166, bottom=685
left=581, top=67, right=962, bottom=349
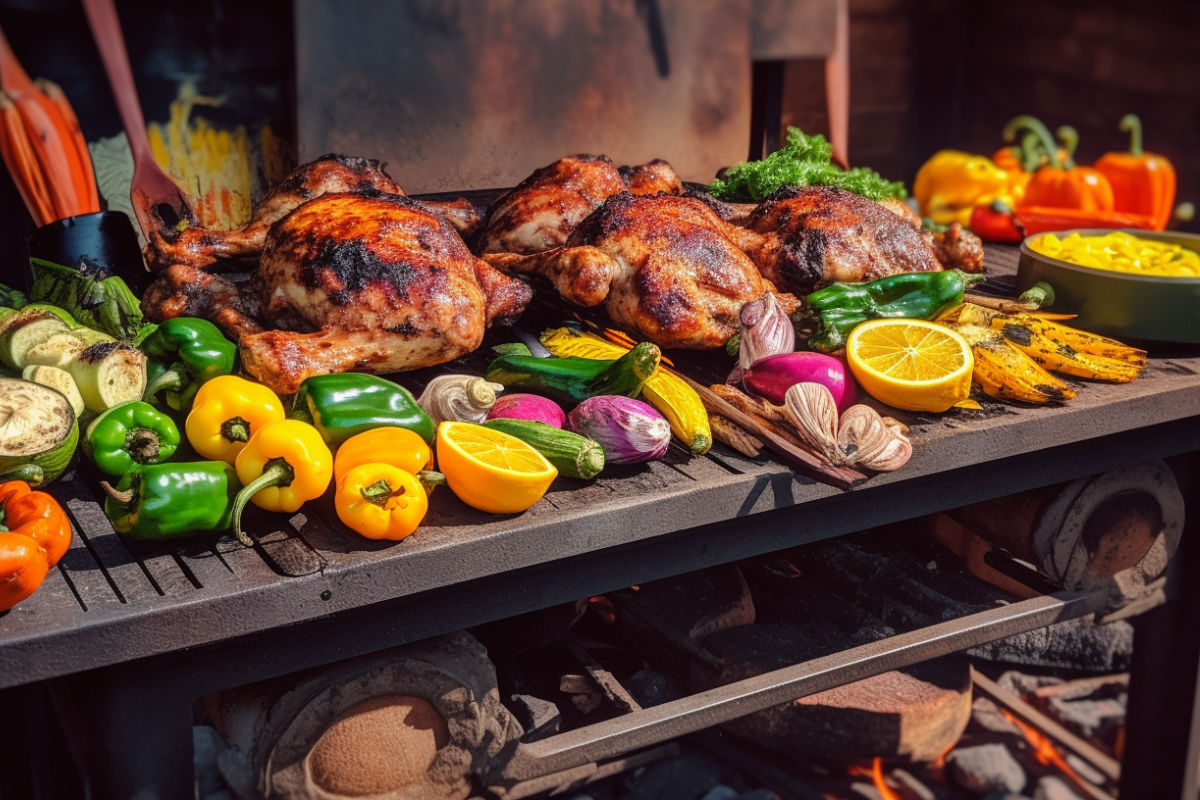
left=436, top=421, right=558, bottom=514
left=846, top=319, right=974, bottom=412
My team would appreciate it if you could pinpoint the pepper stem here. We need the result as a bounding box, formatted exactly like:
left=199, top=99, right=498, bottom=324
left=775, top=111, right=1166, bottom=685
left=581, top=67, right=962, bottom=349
left=231, top=459, right=295, bottom=547
left=417, top=470, right=447, bottom=493
left=1002, top=115, right=1061, bottom=169
left=142, top=367, right=184, bottom=403
left=1119, top=113, right=1143, bottom=157
left=221, top=416, right=251, bottom=444
left=127, top=428, right=161, bottom=464
left=1055, top=126, right=1079, bottom=169
left=100, top=481, right=135, bottom=505
left=0, top=464, right=45, bottom=487
left=360, top=478, right=407, bottom=507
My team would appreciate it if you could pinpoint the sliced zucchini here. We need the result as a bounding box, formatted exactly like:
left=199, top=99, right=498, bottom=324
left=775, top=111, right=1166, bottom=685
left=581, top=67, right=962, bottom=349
left=0, top=377, right=79, bottom=486
left=66, top=342, right=147, bottom=413
left=23, top=333, right=87, bottom=368
left=0, top=312, right=72, bottom=370
left=22, top=365, right=86, bottom=417
left=73, top=327, right=116, bottom=348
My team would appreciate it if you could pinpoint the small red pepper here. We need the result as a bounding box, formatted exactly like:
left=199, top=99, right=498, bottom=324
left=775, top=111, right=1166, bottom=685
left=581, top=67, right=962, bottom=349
left=1094, top=114, right=1177, bottom=231
left=0, top=481, right=72, bottom=612
left=1014, top=206, right=1156, bottom=236
left=970, top=202, right=1023, bottom=243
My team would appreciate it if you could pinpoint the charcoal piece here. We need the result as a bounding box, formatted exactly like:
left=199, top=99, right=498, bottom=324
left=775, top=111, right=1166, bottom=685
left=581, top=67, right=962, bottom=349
left=970, top=697, right=1024, bottom=736
left=625, top=667, right=685, bottom=708
left=1033, top=776, right=1086, bottom=800
left=947, top=743, right=1027, bottom=794
left=510, top=694, right=561, bottom=742
left=967, top=617, right=1133, bottom=673
left=622, top=752, right=727, bottom=800
left=693, top=624, right=971, bottom=761
left=741, top=559, right=894, bottom=640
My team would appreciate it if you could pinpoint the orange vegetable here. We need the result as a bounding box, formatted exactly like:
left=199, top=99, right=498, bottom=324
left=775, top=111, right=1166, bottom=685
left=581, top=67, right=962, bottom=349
left=1094, top=114, right=1176, bottom=231
left=0, top=480, right=71, bottom=612
left=334, top=427, right=432, bottom=485
left=1004, top=117, right=1114, bottom=212
left=1015, top=206, right=1156, bottom=236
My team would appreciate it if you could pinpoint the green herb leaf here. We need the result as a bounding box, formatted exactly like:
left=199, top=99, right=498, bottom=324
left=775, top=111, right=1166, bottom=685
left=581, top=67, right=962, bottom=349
left=708, top=128, right=907, bottom=203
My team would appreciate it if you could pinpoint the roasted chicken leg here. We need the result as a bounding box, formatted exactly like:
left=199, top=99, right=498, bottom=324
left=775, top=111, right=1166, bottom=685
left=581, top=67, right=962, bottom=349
left=144, top=191, right=531, bottom=394
left=144, top=154, right=482, bottom=269
left=485, top=193, right=794, bottom=349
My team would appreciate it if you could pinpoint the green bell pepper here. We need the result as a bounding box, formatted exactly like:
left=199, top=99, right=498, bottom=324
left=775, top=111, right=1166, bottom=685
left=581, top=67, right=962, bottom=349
left=802, top=270, right=986, bottom=352
left=102, top=461, right=240, bottom=539
left=84, top=400, right=181, bottom=476
left=289, top=373, right=434, bottom=447
left=140, top=318, right=237, bottom=410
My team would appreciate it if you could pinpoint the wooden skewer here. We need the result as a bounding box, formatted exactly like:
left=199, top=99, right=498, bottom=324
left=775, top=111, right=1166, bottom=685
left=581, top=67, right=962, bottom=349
left=675, top=372, right=867, bottom=490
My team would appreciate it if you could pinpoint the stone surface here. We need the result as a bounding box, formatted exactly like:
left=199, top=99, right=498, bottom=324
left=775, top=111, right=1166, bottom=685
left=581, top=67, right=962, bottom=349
left=970, top=697, right=1024, bottom=736
left=1034, top=776, right=1086, bottom=800
left=511, top=694, right=561, bottom=742
left=947, top=743, right=1027, bottom=794
left=968, top=618, right=1134, bottom=673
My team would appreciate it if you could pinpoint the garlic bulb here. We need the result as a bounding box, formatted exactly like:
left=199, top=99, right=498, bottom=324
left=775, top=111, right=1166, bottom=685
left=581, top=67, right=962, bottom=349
left=737, top=292, right=795, bottom=371
left=783, top=382, right=842, bottom=463
left=781, top=381, right=912, bottom=472
left=418, top=375, right=503, bottom=425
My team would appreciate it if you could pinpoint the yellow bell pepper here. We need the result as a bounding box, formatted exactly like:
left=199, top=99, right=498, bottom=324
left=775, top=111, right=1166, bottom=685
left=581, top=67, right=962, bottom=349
left=231, top=419, right=332, bottom=545
left=333, top=427, right=432, bottom=484
left=186, top=376, right=286, bottom=465
left=913, top=150, right=1026, bottom=226
left=335, top=463, right=430, bottom=541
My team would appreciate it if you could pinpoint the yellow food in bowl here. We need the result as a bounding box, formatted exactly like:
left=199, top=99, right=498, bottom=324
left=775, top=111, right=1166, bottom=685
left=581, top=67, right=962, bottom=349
left=1030, top=231, right=1200, bottom=278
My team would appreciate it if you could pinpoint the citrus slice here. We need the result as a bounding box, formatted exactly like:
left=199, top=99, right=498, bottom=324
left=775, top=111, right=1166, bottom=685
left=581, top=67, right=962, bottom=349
left=846, top=319, right=974, bottom=412
left=436, top=421, right=558, bottom=514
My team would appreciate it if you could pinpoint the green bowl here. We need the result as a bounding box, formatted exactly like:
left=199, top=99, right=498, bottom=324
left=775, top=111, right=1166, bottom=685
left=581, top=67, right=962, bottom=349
left=1017, top=229, right=1200, bottom=344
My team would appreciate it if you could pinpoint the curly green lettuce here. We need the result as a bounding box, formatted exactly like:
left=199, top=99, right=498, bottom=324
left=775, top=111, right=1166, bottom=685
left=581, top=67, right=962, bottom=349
left=708, top=128, right=907, bottom=203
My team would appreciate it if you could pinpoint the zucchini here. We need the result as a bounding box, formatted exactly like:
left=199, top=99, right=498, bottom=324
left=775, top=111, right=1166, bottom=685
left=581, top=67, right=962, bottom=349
left=0, top=311, right=71, bottom=370
left=485, top=341, right=661, bottom=404
left=23, top=333, right=86, bottom=368
left=540, top=327, right=712, bottom=455
left=483, top=418, right=606, bottom=479
left=0, top=377, right=79, bottom=486
left=22, top=365, right=86, bottom=417
left=73, top=327, right=117, bottom=348
left=66, top=342, right=147, bottom=413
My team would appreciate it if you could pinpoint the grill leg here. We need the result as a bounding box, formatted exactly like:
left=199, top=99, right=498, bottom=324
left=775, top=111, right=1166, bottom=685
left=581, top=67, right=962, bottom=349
left=52, top=664, right=195, bottom=800
left=1120, top=453, right=1200, bottom=799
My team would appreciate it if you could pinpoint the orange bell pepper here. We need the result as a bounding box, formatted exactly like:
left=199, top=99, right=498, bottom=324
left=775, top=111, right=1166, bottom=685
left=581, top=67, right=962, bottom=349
left=333, top=427, right=432, bottom=485
left=1094, top=114, right=1176, bottom=231
left=0, top=480, right=71, bottom=612
left=1014, top=206, right=1156, bottom=236
left=1005, top=117, right=1114, bottom=212
left=335, top=463, right=430, bottom=541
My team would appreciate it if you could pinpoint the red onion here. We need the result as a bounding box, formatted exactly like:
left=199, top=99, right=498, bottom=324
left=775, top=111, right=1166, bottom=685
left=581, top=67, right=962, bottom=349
left=743, top=352, right=857, bottom=413
left=487, top=393, right=566, bottom=428
left=568, top=396, right=670, bottom=464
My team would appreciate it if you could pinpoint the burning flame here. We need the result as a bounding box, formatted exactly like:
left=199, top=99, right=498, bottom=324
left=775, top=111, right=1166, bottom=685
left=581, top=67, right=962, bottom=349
left=847, top=759, right=903, bottom=800
left=1001, top=709, right=1106, bottom=799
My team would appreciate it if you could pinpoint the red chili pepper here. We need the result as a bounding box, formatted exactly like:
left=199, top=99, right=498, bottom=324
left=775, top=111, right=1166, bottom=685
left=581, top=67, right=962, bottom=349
left=1014, top=206, right=1157, bottom=236
left=970, top=203, right=1023, bottom=243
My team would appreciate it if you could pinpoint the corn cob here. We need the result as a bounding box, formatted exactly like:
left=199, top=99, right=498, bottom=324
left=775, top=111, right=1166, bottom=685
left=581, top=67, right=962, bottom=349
left=970, top=337, right=1076, bottom=404
left=996, top=322, right=1142, bottom=383
left=956, top=304, right=1147, bottom=368
left=540, top=327, right=712, bottom=454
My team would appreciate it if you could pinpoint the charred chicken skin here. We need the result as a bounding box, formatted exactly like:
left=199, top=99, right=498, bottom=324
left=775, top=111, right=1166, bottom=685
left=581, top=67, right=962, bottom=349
left=144, top=154, right=482, bottom=270
left=485, top=193, right=794, bottom=349
left=144, top=191, right=530, bottom=394
left=481, top=155, right=683, bottom=255
left=735, top=186, right=985, bottom=295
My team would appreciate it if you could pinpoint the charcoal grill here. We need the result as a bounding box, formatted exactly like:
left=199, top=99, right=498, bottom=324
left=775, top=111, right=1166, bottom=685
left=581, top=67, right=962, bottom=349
left=1, top=241, right=1199, bottom=800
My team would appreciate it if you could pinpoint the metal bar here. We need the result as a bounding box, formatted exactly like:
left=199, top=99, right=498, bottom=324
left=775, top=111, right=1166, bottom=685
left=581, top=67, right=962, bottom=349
left=500, top=590, right=1107, bottom=781
left=970, top=667, right=1120, bottom=781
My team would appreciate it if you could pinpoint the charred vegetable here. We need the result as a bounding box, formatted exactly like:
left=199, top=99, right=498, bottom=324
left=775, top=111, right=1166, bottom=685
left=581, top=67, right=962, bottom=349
left=65, top=341, right=148, bottom=414
left=29, top=258, right=155, bottom=344
left=0, top=378, right=79, bottom=486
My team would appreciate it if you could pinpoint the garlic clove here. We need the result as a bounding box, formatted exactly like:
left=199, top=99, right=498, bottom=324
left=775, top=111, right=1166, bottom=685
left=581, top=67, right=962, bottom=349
left=837, top=404, right=912, bottom=472
left=783, top=382, right=842, bottom=464
left=737, top=291, right=796, bottom=371
left=418, top=374, right=503, bottom=425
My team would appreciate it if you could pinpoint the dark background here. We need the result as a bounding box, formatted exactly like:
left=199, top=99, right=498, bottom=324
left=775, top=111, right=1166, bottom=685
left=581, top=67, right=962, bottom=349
left=1, top=0, right=1197, bottom=287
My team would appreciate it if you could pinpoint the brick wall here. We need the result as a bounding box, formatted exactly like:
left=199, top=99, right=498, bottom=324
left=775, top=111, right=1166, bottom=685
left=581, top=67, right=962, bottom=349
left=781, top=0, right=1200, bottom=231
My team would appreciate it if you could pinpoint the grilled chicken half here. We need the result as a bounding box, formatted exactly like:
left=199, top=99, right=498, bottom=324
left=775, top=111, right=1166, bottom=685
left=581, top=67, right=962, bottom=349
left=485, top=193, right=795, bottom=349
left=481, top=155, right=683, bottom=255
left=144, top=191, right=530, bottom=394
left=144, top=154, right=482, bottom=269
left=735, top=186, right=985, bottom=295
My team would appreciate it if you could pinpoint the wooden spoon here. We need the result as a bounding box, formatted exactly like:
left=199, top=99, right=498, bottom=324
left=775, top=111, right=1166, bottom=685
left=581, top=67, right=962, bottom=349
left=81, top=0, right=196, bottom=243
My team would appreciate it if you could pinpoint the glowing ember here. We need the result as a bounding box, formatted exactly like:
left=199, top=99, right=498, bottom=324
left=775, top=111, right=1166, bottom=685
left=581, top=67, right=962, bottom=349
left=1001, top=709, right=1107, bottom=799
left=847, top=759, right=903, bottom=800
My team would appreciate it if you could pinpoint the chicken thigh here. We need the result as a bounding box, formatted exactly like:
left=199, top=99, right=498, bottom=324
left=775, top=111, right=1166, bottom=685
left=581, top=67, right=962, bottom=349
left=481, top=155, right=683, bottom=255
left=144, top=191, right=531, bottom=394
left=735, top=186, right=985, bottom=295
left=484, top=193, right=794, bottom=349
left=144, top=154, right=481, bottom=269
